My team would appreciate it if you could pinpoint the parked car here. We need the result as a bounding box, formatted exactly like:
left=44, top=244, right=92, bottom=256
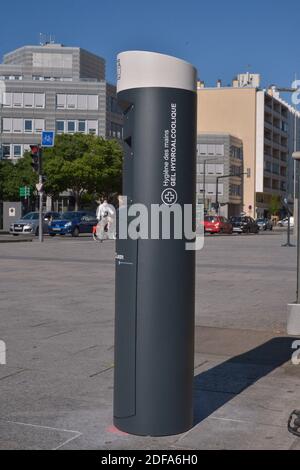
left=10, top=211, right=60, bottom=236
left=278, top=217, right=294, bottom=228
left=48, top=211, right=98, bottom=237
left=203, top=216, right=233, bottom=234
left=229, top=216, right=259, bottom=234
left=256, top=218, right=273, bottom=231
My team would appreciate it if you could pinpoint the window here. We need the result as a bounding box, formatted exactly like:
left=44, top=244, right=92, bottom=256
left=6, top=75, right=22, bottom=80
left=110, top=96, right=121, bottom=113
left=2, top=118, right=12, bottom=133
left=34, top=119, right=44, bottom=133
left=217, top=184, right=224, bottom=196
left=57, top=94, right=66, bottom=108
left=281, top=181, right=287, bottom=191
left=215, top=164, right=224, bottom=175
left=197, top=163, right=204, bottom=175
left=56, top=121, right=65, bottom=133
left=24, top=93, right=34, bottom=108
left=35, top=93, right=45, bottom=108
left=12, top=93, right=22, bottom=107
left=3, top=92, right=12, bottom=107
left=230, top=165, right=241, bottom=176
left=110, top=122, right=122, bottom=138
left=13, top=118, right=23, bottom=133
left=2, top=145, right=11, bottom=158
left=207, top=164, right=215, bottom=175
left=24, top=119, right=33, bottom=133
left=230, top=184, right=241, bottom=196
left=198, top=144, right=207, bottom=155
left=67, top=94, right=77, bottom=109
left=87, top=95, right=98, bottom=110
left=232, top=146, right=243, bottom=160
left=78, top=95, right=87, bottom=110
left=272, top=163, right=279, bottom=175
left=215, top=145, right=224, bottom=156
left=196, top=183, right=204, bottom=194
left=265, top=161, right=271, bottom=172
left=87, top=120, right=98, bottom=135
left=111, top=122, right=116, bottom=138
left=116, top=124, right=122, bottom=139
left=67, top=121, right=76, bottom=133
left=78, top=121, right=86, bottom=133
left=208, top=144, right=215, bottom=155
left=13, top=145, right=22, bottom=157
left=207, top=184, right=215, bottom=195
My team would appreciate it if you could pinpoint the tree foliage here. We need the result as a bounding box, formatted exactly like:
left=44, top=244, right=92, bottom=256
left=269, top=195, right=281, bottom=216
left=42, top=134, right=123, bottom=209
left=0, top=134, right=123, bottom=209
left=0, top=155, right=38, bottom=201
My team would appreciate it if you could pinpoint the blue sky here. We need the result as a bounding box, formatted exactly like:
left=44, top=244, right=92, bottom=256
left=0, top=0, right=299, bottom=98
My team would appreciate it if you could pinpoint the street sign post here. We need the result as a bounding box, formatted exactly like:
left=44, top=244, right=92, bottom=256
left=41, top=131, right=55, bottom=148
left=36, top=183, right=44, bottom=193
left=37, top=131, right=55, bottom=243
left=19, top=186, right=31, bottom=198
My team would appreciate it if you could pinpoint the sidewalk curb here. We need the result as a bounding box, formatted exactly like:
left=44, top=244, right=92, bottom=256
left=0, top=239, right=33, bottom=243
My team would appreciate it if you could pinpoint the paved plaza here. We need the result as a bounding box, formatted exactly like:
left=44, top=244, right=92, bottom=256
left=0, top=232, right=299, bottom=449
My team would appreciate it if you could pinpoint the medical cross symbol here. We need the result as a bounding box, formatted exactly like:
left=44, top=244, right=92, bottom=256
left=161, top=188, right=178, bottom=206
left=165, top=191, right=176, bottom=203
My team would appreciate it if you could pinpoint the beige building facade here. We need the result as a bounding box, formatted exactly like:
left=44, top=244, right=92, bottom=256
left=197, top=76, right=299, bottom=218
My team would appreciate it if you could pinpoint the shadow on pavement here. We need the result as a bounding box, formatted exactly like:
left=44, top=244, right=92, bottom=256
left=193, top=337, right=298, bottom=425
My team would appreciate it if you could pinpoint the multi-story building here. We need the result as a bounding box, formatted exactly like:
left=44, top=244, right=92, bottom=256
left=197, top=133, right=243, bottom=217
left=197, top=73, right=300, bottom=218
left=0, top=43, right=123, bottom=160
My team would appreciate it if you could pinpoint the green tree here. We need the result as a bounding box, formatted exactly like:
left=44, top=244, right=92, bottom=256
left=0, top=155, right=37, bottom=201
left=43, top=134, right=122, bottom=210
left=269, top=195, right=281, bottom=216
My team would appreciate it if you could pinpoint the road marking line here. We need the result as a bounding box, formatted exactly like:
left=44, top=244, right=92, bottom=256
left=209, top=416, right=246, bottom=423
left=0, top=419, right=82, bottom=450
left=52, top=432, right=82, bottom=450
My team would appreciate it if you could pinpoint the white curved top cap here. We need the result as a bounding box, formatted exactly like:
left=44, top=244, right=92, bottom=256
left=117, top=51, right=197, bottom=93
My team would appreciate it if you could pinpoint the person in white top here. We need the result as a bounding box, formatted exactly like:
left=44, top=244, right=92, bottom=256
left=96, top=199, right=115, bottom=241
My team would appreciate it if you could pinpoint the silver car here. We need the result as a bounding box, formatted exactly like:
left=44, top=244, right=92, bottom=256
left=10, top=212, right=60, bottom=236
left=256, top=218, right=273, bottom=231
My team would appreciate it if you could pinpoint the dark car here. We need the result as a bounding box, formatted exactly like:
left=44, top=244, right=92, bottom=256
left=230, top=216, right=259, bottom=234
left=203, top=216, right=233, bottom=234
left=256, top=218, right=273, bottom=231
left=48, top=211, right=98, bottom=237
left=10, top=211, right=60, bottom=236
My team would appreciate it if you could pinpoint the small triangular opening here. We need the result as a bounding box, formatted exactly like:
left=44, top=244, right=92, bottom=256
left=125, top=136, right=132, bottom=147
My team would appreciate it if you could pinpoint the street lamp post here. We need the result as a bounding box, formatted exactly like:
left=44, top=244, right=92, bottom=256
left=287, top=151, right=300, bottom=335
left=201, top=158, right=220, bottom=213
left=215, top=174, right=231, bottom=215
left=215, top=169, right=250, bottom=215
left=203, top=160, right=206, bottom=212
left=282, top=196, right=294, bottom=247
left=293, top=152, right=300, bottom=303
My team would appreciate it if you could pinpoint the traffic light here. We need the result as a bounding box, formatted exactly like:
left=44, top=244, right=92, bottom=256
left=30, top=145, right=42, bottom=174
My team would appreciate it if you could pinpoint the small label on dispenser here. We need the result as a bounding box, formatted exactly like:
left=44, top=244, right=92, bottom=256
left=162, top=103, right=177, bottom=206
